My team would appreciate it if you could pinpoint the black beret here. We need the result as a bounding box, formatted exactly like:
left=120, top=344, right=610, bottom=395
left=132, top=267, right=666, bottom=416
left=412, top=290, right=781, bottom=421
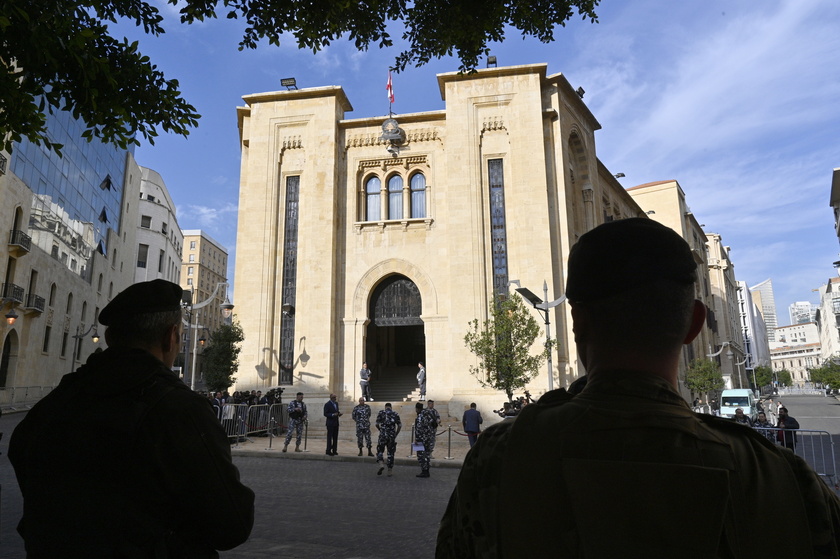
left=565, top=218, right=698, bottom=303
left=99, top=279, right=183, bottom=326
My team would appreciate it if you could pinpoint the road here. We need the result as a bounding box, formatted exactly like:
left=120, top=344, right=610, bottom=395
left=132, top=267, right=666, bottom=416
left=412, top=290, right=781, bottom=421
left=0, top=411, right=459, bottom=558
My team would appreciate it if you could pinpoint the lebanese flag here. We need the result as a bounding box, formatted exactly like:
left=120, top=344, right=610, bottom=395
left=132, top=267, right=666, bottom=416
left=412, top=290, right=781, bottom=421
left=387, top=72, right=395, bottom=104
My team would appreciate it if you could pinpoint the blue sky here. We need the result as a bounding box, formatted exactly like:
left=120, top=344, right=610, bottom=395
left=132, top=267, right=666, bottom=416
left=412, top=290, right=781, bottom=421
left=117, top=0, right=840, bottom=325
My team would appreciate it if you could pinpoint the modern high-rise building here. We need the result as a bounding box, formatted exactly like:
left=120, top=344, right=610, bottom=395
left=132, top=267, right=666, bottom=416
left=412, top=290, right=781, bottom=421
left=737, top=281, right=772, bottom=373
left=1, top=109, right=140, bottom=400
left=750, top=278, right=778, bottom=343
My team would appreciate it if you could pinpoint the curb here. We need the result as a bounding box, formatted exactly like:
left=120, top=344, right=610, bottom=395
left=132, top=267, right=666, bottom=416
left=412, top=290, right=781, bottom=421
left=231, top=446, right=465, bottom=469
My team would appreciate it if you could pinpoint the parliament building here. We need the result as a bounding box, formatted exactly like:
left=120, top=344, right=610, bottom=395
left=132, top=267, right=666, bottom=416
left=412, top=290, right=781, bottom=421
left=232, top=63, right=698, bottom=408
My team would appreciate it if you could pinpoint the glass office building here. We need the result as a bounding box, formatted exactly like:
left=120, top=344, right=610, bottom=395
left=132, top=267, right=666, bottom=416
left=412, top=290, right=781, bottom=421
left=10, top=110, right=131, bottom=281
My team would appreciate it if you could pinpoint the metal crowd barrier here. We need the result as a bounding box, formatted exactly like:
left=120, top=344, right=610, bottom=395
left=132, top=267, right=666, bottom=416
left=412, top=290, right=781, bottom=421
left=0, top=386, right=54, bottom=410
left=217, top=403, right=289, bottom=448
left=755, top=427, right=838, bottom=491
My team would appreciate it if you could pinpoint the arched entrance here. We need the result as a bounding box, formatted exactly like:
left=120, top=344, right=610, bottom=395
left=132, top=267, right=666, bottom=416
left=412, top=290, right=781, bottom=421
left=1, top=330, right=19, bottom=388
left=366, top=275, right=425, bottom=400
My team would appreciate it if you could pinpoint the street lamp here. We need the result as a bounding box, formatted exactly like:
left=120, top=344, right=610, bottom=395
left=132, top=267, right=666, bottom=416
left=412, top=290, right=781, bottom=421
left=511, top=280, right=567, bottom=392
left=184, top=282, right=232, bottom=391
left=70, top=323, right=100, bottom=373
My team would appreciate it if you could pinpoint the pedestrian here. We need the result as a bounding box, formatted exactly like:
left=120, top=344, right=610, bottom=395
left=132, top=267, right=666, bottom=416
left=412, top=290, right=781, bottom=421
left=462, top=402, right=483, bottom=447
left=8, top=279, right=255, bottom=556
left=324, top=393, right=342, bottom=456
left=776, top=406, right=800, bottom=451
left=375, top=402, right=402, bottom=477
left=352, top=397, right=374, bottom=456
left=753, top=411, right=776, bottom=444
left=417, top=362, right=427, bottom=401
left=283, top=392, right=307, bottom=452
left=436, top=218, right=840, bottom=557
left=732, top=407, right=753, bottom=427
left=360, top=361, right=374, bottom=401
left=414, top=402, right=437, bottom=478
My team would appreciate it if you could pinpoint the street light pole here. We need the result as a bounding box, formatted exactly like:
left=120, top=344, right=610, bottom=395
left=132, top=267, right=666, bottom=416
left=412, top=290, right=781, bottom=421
left=513, top=280, right=566, bottom=392
left=70, top=323, right=100, bottom=374
left=185, top=282, right=232, bottom=391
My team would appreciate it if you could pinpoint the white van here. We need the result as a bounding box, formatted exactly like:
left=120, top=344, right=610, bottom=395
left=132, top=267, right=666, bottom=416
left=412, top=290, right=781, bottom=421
left=719, top=389, right=757, bottom=420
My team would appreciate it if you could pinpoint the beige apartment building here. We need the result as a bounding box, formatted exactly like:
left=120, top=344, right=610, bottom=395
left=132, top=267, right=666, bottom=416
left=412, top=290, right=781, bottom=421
left=180, top=230, right=230, bottom=387
left=626, top=181, right=726, bottom=387
left=232, top=63, right=657, bottom=408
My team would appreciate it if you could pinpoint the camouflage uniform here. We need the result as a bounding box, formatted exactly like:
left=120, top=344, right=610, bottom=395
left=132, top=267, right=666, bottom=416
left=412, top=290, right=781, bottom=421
left=425, top=407, right=441, bottom=456
left=284, top=400, right=307, bottom=447
left=414, top=408, right=438, bottom=474
left=352, top=403, right=373, bottom=450
left=437, top=372, right=840, bottom=558
left=375, top=408, right=401, bottom=470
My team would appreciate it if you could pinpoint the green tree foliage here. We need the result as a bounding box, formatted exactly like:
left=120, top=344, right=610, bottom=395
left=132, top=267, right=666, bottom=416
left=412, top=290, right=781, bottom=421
left=202, top=320, right=244, bottom=393
left=809, top=359, right=840, bottom=387
left=464, top=294, right=551, bottom=401
left=753, top=365, right=773, bottom=388
left=1, top=0, right=599, bottom=153
left=776, top=369, right=792, bottom=387
left=684, top=359, right=725, bottom=395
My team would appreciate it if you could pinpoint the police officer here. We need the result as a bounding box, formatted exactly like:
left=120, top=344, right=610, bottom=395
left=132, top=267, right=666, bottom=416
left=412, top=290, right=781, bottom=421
left=283, top=392, right=307, bottom=452
left=414, top=402, right=437, bottom=478
left=9, top=279, right=254, bottom=556
left=375, top=402, right=402, bottom=476
left=352, top=396, right=374, bottom=456
left=425, top=399, right=442, bottom=459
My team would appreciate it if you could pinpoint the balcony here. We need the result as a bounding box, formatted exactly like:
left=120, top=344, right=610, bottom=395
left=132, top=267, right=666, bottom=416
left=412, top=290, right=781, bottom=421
left=22, top=293, right=46, bottom=315
left=1, top=282, right=24, bottom=304
left=8, top=229, right=32, bottom=257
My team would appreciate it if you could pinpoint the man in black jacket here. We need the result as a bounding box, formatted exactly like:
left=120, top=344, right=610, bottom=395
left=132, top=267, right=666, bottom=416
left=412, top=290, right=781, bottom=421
left=10, top=279, right=255, bottom=557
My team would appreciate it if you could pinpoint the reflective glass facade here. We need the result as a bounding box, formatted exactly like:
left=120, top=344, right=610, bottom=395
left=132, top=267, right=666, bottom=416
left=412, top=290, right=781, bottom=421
left=10, top=110, right=131, bottom=280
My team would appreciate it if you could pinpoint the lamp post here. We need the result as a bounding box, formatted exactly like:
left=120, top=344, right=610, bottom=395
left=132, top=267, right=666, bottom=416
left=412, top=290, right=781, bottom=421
left=512, top=280, right=567, bottom=392
left=70, top=323, right=100, bottom=374
left=184, top=282, right=233, bottom=391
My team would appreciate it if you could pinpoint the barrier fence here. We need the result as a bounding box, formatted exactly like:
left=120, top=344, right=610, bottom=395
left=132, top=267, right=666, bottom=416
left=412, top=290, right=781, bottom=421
left=754, top=427, right=838, bottom=491
left=0, top=386, right=54, bottom=410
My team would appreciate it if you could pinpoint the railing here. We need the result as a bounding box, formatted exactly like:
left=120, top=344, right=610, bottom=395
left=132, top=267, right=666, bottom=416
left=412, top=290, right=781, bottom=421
left=23, top=293, right=46, bottom=312
left=1, top=282, right=24, bottom=303
left=9, top=229, right=32, bottom=252
left=754, top=427, right=838, bottom=491
left=0, top=386, right=55, bottom=410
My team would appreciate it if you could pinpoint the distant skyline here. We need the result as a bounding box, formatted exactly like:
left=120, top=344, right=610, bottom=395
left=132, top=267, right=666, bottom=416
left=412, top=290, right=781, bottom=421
left=115, top=0, right=840, bottom=325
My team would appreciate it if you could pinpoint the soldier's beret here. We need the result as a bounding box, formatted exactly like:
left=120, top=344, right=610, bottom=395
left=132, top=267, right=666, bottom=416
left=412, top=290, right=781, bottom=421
left=565, top=218, right=697, bottom=303
left=99, top=279, right=183, bottom=326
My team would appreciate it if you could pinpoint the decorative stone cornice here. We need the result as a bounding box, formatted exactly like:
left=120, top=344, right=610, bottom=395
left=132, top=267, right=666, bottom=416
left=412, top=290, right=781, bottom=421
left=357, top=155, right=428, bottom=173
left=282, top=136, right=303, bottom=150
left=346, top=128, right=439, bottom=149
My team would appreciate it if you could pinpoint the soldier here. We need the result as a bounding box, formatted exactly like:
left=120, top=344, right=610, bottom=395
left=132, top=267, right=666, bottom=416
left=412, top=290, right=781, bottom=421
left=414, top=402, right=437, bottom=478
left=352, top=396, right=374, bottom=456
left=8, top=279, right=254, bottom=556
left=425, top=399, right=442, bottom=459
left=283, top=392, right=307, bottom=452
left=375, top=402, right=402, bottom=476
left=437, top=218, right=840, bottom=557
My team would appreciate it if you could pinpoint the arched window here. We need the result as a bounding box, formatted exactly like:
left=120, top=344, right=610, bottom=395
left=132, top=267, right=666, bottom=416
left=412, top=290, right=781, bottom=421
left=365, top=176, right=381, bottom=221
left=410, top=172, right=426, bottom=218
left=388, top=175, right=403, bottom=219
left=49, top=284, right=56, bottom=307
left=66, top=293, right=73, bottom=315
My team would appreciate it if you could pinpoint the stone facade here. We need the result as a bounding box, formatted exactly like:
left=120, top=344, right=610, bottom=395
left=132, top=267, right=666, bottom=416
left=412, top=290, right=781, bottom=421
left=232, top=64, right=648, bottom=409
left=134, top=167, right=183, bottom=285
left=1, top=132, right=140, bottom=404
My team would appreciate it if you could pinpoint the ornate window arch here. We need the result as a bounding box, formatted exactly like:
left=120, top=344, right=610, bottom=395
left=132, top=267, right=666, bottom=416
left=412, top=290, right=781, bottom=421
left=409, top=172, right=426, bottom=218
left=387, top=174, right=403, bottom=219
left=365, top=175, right=381, bottom=221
